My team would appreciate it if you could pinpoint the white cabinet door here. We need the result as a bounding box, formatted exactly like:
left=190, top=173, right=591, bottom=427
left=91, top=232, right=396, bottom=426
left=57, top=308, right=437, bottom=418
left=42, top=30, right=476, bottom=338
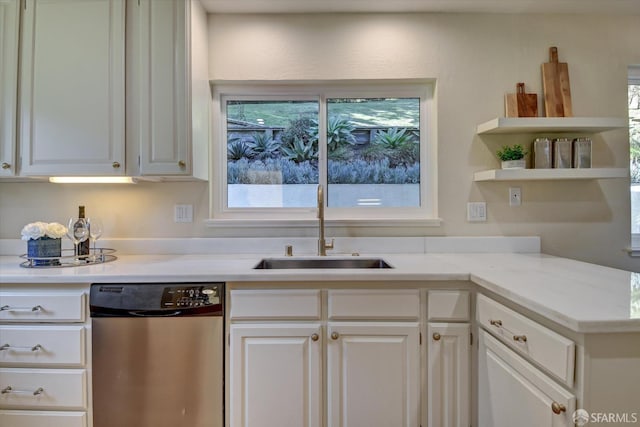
left=19, top=0, right=125, bottom=176
left=327, top=322, right=420, bottom=427
left=229, top=323, right=322, bottom=427
left=427, top=323, right=470, bottom=427
left=0, top=0, right=19, bottom=177
left=128, top=0, right=209, bottom=178
left=478, top=330, right=575, bottom=427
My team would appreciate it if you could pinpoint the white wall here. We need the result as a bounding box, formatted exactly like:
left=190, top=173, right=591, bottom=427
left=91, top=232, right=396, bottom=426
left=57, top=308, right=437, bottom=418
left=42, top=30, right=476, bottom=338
left=207, top=12, right=640, bottom=270
left=1, top=12, right=638, bottom=270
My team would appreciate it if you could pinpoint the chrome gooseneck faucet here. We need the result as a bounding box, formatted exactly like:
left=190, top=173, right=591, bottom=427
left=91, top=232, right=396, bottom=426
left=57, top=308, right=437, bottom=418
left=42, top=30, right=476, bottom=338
left=317, top=184, right=334, bottom=256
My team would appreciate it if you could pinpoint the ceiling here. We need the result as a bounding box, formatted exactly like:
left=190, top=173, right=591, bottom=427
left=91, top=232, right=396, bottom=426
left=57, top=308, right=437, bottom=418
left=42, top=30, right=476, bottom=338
left=200, top=0, right=640, bottom=14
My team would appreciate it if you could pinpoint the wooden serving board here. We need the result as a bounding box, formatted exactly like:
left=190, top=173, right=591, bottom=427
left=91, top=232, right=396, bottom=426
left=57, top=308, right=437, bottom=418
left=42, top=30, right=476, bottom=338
left=542, top=46, right=573, bottom=117
left=505, top=82, right=537, bottom=117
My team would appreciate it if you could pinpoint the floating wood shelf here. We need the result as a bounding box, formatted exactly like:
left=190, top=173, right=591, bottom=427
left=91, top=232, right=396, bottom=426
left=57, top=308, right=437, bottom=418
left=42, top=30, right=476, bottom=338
left=473, top=168, right=629, bottom=182
left=477, top=117, right=627, bottom=135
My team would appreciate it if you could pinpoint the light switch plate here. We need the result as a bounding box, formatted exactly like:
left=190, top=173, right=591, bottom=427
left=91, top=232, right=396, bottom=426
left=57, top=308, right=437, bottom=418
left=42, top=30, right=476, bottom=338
left=467, top=202, right=487, bottom=222
left=174, top=204, right=193, bottom=223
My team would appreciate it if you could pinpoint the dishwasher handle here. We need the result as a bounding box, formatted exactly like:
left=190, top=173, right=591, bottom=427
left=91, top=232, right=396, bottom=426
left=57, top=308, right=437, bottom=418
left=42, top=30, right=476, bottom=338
left=128, top=310, right=182, bottom=317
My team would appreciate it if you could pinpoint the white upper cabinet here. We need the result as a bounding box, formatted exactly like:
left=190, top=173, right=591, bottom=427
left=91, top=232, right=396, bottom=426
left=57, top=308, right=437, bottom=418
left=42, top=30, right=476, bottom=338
left=127, top=0, right=209, bottom=179
left=19, top=0, right=125, bottom=176
left=0, top=0, right=19, bottom=176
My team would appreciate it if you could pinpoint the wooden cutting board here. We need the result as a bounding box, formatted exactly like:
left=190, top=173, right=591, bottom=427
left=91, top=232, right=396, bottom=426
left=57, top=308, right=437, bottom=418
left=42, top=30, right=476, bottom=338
left=542, top=46, right=573, bottom=117
left=505, top=82, right=538, bottom=117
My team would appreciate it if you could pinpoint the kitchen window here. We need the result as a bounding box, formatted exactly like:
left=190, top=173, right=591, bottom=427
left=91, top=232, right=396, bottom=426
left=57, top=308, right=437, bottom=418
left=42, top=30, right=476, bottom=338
left=208, top=82, right=437, bottom=226
left=630, top=67, right=640, bottom=250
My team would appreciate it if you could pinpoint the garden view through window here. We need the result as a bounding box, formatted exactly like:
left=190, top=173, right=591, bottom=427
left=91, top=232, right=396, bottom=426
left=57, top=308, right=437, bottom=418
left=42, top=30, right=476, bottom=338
left=225, top=96, right=422, bottom=210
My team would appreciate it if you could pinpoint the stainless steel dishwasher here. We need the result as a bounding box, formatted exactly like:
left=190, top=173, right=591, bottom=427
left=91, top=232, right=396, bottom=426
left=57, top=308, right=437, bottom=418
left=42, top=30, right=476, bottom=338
left=90, top=282, right=224, bottom=427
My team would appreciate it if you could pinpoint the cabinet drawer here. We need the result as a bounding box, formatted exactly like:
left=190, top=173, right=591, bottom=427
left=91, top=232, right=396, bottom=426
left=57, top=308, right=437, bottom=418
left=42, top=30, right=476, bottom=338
left=0, top=368, right=86, bottom=410
left=0, top=326, right=85, bottom=366
left=0, top=410, right=86, bottom=427
left=0, top=292, right=85, bottom=322
left=427, top=290, right=470, bottom=321
left=477, top=294, right=575, bottom=386
left=328, top=289, right=420, bottom=320
left=230, top=290, right=321, bottom=319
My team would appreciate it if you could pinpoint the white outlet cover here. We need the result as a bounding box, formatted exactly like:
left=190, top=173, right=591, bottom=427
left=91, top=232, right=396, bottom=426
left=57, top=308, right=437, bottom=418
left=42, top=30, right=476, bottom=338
left=467, top=202, right=487, bottom=222
left=509, top=187, right=522, bottom=206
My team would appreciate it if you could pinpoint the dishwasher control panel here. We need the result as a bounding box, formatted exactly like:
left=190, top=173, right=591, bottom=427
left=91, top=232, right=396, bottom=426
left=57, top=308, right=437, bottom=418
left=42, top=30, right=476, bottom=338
left=90, top=282, right=224, bottom=317
left=161, top=285, right=220, bottom=308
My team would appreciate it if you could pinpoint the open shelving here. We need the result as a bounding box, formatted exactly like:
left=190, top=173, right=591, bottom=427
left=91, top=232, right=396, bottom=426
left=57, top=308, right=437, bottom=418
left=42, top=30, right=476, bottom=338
left=474, top=168, right=628, bottom=182
left=475, top=116, right=628, bottom=182
left=477, top=117, right=627, bottom=135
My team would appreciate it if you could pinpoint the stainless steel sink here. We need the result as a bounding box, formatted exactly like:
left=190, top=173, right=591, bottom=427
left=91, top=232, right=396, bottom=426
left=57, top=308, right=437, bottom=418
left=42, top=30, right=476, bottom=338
left=254, top=257, right=393, bottom=269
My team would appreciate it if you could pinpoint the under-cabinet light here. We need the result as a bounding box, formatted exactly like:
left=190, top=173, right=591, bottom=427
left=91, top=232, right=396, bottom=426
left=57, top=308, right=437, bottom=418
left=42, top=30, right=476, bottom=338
left=49, top=176, right=137, bottom=184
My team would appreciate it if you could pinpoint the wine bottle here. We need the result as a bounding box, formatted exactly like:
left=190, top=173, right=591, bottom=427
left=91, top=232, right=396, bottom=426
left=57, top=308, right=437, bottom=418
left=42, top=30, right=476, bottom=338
left=76, top=206, right=90, bottom=259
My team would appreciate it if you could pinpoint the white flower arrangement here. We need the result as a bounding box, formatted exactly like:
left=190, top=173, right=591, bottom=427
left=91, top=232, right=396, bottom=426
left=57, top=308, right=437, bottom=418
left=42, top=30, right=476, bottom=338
left=21, top=222, right=68, bottom=241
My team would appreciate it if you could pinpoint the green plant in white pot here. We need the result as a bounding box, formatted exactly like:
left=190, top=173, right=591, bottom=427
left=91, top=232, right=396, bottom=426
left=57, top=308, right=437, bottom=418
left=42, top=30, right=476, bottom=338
left=496, top=144, right=527, bottom=169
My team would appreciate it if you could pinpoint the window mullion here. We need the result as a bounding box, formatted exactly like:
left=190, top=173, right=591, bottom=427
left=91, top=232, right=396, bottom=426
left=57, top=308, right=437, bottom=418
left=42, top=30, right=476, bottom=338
left=318, top=94, right=328, bottom=206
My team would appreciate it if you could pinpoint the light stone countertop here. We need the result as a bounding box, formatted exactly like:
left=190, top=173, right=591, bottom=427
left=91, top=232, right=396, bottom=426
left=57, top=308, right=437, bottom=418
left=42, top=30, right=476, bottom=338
left=1, top=252, right=638, bottom=334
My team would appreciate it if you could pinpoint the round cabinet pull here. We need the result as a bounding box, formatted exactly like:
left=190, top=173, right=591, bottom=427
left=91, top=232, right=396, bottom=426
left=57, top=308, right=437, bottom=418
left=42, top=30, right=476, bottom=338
left=489, top=319, right=503, bottom=327
left=331, top=332, right=339, bottom=340
left=513, top=335, right=528, bottom=343
left=178, top=160, right=186, bottom=168
left=112, top=161, right=121, bottom=169
left=311, top=333, right=319, bottom=342
left=433, top=332, right=441, bottom=341
left=551, top=402, right=566, bottom=414
left=1, top=162, right=10, bottom=169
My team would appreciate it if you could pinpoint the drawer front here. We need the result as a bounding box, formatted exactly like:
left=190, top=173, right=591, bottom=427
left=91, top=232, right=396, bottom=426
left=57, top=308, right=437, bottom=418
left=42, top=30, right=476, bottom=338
left=0, top=410, right=86, bottom=427
left=0, top=326, right=85, bottom=366
left=477, top=294, right=575, bottom=386
left=427, top=290, right=470, bottom=321
left=328, top=289, right=420, bottom=320
left=230, top=290, right=321, bottom=319
left=0, top=292, right=85, bottom=322
left=0, top=368, right=86, bottom=410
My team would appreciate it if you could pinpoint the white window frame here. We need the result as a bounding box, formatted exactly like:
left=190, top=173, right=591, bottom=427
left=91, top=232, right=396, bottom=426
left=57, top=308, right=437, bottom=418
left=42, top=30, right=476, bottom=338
left=630, top=66, right=640, bottom=251
left=207, top=81, right=439, bottom=228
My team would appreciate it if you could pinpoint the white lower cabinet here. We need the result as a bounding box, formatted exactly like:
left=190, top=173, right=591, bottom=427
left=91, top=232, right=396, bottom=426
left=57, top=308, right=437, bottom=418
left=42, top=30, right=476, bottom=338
left=427, top=323, right=470, bottom=427
left=0, top=287, right=87, bottom=426
left=478, top=330, right=575, bottom=427
left=327, top=322, right=420, bottom=427
left=229, top=323, right=323, bottom=427
left=229, top=288, right=421, bottom=427
left=0, top=410, right=86, bottom=427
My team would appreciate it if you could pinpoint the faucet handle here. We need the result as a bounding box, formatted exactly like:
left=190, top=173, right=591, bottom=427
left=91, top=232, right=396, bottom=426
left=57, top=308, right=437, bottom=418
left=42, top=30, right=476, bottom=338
left=325, top=239, right=335, bottom=250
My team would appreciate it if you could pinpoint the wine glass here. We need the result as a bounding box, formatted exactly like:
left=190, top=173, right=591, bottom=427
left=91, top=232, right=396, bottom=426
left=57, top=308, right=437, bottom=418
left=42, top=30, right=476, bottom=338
left=87, top=218, right=103, bottom=261
left=66, top=217, right=89, bottom=264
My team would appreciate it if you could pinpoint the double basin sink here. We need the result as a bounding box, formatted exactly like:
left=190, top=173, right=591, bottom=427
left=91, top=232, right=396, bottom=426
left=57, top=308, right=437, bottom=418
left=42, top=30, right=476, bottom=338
left=254, top=257, right=392, bottom=269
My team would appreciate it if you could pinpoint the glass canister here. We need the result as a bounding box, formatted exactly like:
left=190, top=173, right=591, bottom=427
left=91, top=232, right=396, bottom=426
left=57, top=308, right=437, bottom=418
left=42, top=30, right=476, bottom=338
left=532, top=138, right=552, bottom=168
left=573, top=137, right=592, bottom=168
left=553, top=138, right=572, bottom=168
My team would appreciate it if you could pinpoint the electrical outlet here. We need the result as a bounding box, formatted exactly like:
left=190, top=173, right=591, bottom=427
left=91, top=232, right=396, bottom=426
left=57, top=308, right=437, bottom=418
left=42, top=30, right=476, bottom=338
left=509, top=187, right=522, bottom=206
left=467, top=202, right=487, bottom=222
left=174, top=204, right=193, bottom=223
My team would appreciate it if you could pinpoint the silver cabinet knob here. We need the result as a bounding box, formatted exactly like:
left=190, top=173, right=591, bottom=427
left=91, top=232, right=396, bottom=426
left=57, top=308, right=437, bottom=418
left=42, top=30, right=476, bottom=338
left=178, top=160, right=186, bottom=168
left=112, top=161, right=121, bottom=169
left=1, top=162, right=10, bottom=169
left=331, top=332, right=339, bottom=340
left=311, top=333, right=319, bottom=342
left=433, top=332, right=441, bottom=341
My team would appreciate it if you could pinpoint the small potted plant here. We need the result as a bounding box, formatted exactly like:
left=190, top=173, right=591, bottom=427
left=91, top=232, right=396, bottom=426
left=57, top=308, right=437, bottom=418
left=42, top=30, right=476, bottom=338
left=496, top=144, right=527, bottom=169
